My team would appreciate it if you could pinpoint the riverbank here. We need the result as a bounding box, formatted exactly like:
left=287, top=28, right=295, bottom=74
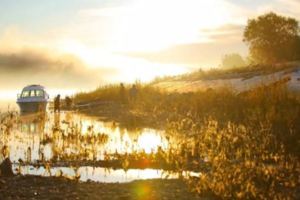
left=75, top=102, right=166, bottom=129
left=73, top=84, right=300, bottom=199
left=0, top=175, right=203, bottom=200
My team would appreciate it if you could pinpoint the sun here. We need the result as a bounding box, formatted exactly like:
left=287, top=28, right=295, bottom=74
left=57, top=38, right=188, bottom=83
left=55, top=0, right=234, bottom=83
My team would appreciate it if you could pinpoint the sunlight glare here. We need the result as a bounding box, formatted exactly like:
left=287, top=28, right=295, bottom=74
left=137, top=131, right=167, bottom=154
left=110, top=0, right=232, bottom=52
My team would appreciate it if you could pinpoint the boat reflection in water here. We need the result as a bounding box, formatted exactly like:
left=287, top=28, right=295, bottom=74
left=19, top=114, right=46, bottom=134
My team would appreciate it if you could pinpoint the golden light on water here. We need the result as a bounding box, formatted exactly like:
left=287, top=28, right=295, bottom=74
left=137, top=132, right=167, bottom=154
left=3, top=112, right=179, bottom=183
left=0, top=1, right=299, bottom=199
left=59, top=114, right=169, bottom=155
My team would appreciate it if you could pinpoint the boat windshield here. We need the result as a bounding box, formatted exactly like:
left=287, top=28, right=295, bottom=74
left=30, top=90, right=35, bottom=97
left=35, top=90, right=44, bottom=97
left=21, top=90, right=30, bottom=98
left=21, top=89, right=44, bottom=98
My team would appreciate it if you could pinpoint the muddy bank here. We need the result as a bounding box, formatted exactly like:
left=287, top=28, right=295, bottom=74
left=0, top=175, right=203, bottom=200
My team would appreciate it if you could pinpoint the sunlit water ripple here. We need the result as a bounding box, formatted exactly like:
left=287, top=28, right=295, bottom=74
left=0, top=103, right=199, bottom=182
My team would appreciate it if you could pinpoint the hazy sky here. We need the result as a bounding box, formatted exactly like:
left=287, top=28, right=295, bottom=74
left=0, top=0, right=300, bottom=98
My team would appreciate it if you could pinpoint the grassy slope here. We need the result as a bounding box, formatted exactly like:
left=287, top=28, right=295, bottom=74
left=151, top=62, right=300, bottom=83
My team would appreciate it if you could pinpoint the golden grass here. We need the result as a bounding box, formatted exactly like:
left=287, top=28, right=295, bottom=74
left=74, top=82, right=300, bottom=199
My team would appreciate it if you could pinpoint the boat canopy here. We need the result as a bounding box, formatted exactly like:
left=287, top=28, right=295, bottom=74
left=17, top=84, right=49, bottom=103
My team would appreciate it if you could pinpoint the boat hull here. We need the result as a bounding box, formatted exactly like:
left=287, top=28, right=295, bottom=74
left=17, top=102, right=47, bottom=114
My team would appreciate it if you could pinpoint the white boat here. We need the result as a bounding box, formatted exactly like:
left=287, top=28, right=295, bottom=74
left=17, top=85, right=49, bottom=114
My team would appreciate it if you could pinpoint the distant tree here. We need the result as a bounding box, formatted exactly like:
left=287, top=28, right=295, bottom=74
left=243, top=12, right=300, bottom=64
left=221, top=53, right=246, bottom=69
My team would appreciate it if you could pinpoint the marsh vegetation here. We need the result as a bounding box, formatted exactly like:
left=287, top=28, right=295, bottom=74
left=73, top=81, right=300, bottom=199
left=1, top=11, right=300, bottom=200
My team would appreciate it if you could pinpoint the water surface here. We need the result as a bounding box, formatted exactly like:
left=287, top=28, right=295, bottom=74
left=0, top=105, right=187, bottom=182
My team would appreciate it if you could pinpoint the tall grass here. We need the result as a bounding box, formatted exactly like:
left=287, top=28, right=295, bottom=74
left=75, top=84, right=123, bottom=103
left=74, top=82, right=300, bottom=198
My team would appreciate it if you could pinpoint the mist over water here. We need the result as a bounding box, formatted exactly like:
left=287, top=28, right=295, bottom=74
left=0, top=100, right=17, bottom=111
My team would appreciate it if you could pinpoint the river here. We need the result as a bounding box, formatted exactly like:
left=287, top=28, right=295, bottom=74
left=0, top=101, right=198, bottom=182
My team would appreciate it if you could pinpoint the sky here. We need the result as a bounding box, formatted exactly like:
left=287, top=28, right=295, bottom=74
left=0, top=0, right=300, bottom=99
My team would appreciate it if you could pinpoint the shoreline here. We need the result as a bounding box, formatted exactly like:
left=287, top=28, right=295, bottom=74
left=0, top=175, right=202, bottom=200
left=76, top=104, right=167, bottom=130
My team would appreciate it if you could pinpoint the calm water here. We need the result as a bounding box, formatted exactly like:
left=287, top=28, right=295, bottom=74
left=4, top=112, right=171, bottom=162
left=12, top=165, right=181, bottom=183
left=0, top=101, right=192, bottom=182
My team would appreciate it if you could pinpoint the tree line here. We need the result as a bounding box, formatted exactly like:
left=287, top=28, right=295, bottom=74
left=223, top=12, right=300, bottom=69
